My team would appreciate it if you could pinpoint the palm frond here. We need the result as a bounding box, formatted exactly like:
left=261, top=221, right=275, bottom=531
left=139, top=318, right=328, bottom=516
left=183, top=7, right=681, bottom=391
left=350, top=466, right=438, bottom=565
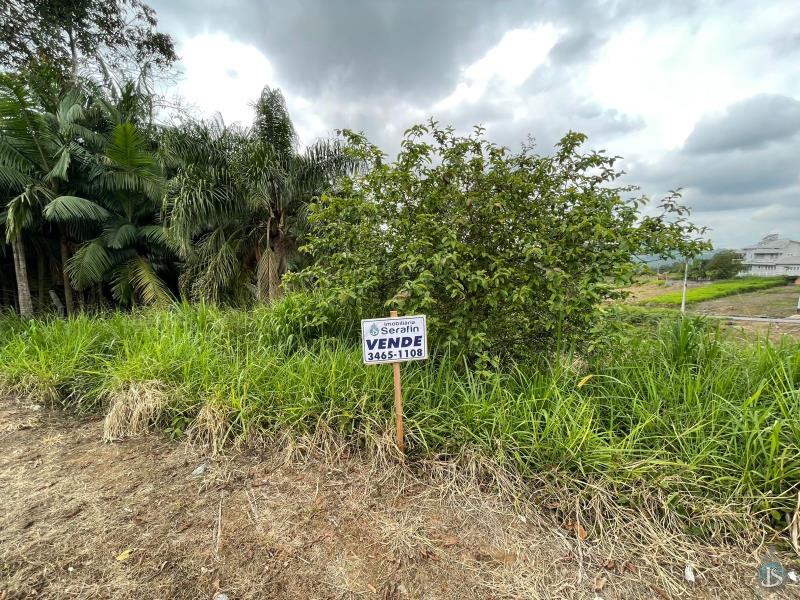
left=106, top=122, right=153, bottom=170
left=0, top=163, right=34, bottom=190
left=103, top=222, right=138, bottom=249
left=56, top=90, right=85, bottom=130
left=5, top=185, right=53, bottom=238
left=43, top=195, right=111, bottom=222
left=127, top=255, right=173, bottom=305
left=67, top=238, right=114, bottom=289
left=45, top=146, right=71, bottom=181
left=251, top=87, right=296, bottom=156
left=138, top=224, right=176, bottom=251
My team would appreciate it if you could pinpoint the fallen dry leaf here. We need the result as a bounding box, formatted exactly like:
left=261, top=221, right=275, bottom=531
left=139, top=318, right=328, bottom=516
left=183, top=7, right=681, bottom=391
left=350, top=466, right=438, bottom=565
left=115, top=548, right=133, bottom=562
left=593, top=575, right=607, bottom=592
left=566, top=520, right=588, bottom=540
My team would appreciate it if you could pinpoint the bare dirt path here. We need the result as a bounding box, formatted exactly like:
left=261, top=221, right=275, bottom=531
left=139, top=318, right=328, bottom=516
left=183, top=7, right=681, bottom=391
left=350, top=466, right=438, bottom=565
left=0, top=398, right=794, bottom=599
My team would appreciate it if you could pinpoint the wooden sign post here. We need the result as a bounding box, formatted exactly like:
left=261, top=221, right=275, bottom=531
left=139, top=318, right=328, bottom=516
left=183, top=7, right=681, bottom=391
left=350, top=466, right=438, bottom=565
left=361, top=312, right=428, bottom=456
left=389, top=310, right=404, bottom=454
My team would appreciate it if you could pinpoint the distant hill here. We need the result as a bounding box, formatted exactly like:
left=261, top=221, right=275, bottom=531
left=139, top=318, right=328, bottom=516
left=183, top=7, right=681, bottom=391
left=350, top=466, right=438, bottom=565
left=636, top=252, right=716, bottom=268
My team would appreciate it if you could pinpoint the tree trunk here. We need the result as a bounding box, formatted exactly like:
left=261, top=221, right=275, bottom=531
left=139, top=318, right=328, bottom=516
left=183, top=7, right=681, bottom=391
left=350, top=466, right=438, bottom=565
left=37, top=252, right=46, bottom=310
left=68, top=27, right=80, bottom=84
left=0, top=265, right=9, bottom=308
left=267, top=236, right=290, bottom=301
left=11, top=234, right=34, bottom=318
left=49, top=290, right=65, bottom=317
left=267, top=247, right=281, bottom=301
left=59, top=225, right=74, bottom=316
left=255, top=245, right=267, bottom=302
left=59, top=226, right=74, bottom=316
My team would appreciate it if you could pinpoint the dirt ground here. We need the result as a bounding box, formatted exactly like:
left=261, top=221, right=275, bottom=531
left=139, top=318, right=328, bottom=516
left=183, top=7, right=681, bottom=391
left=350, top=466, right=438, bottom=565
left=1, top=398, right=798, bottom=600
left=692, top=285, right=800, bottom=318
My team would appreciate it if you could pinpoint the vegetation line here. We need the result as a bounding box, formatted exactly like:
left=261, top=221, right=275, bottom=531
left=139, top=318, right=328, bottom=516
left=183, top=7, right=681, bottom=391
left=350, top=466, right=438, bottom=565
left=642, top=277, right=787, bottom=306
left=0, top=303, right=798, bottom=542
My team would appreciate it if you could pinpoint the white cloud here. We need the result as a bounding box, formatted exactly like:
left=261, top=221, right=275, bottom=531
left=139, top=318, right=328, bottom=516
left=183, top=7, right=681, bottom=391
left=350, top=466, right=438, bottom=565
left=175, top=32, right=275, bottom=126
left=436, top=25, right=560, bottom=111
left=587, top=7, right=800, bottom=159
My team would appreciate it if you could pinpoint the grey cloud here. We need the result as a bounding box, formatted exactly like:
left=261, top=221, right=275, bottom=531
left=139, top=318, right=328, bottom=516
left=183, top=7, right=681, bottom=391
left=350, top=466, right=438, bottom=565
left=148, top=0, right=799, bottom=248
left=684, top=94, right=800, bottom=154
left=549, top=30, right=606, bottom=66
left=629, top=92, right=800, bottom=219
left=152, top=0, right=710, bottom=103
left=641, top=141, right=799, bottom=197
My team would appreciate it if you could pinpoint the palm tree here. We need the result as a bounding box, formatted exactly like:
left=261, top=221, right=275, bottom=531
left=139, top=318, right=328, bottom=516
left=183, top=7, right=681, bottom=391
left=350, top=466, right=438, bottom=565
left=162, top=86, right=353, bottom=303
left=0, top=77, right=38, bottom=316
left=0, top=74, right=107, bottom=316
left=57, top=120, right=174, bottom=305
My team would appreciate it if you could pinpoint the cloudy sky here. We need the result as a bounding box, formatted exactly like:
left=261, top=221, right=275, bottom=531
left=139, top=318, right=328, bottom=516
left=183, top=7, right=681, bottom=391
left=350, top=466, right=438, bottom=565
left=150, top=0, right=799, bottom=249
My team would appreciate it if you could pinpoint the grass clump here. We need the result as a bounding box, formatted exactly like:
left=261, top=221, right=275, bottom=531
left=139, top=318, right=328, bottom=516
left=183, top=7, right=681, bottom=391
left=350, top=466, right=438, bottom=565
left=642, top=277, right=787, bottom=305
left=0, top=300, right=798, bottom=543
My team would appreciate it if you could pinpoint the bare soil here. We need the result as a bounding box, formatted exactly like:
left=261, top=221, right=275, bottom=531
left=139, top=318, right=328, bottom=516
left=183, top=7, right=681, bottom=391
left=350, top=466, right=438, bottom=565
left=692, top=285, right=800, bottom=318
left=1, top=398, right=797, bottom=599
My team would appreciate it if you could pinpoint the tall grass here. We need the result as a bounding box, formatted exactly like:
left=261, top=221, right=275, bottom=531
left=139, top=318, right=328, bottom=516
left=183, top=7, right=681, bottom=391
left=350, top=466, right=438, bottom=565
left=0, top=302, right=798, bottom=536
left=643, top=277, right=787, bottom=305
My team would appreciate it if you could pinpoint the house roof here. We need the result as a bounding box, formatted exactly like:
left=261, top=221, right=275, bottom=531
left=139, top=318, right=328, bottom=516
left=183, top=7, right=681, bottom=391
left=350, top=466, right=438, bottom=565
left=742, top=234, right=800, bottom=251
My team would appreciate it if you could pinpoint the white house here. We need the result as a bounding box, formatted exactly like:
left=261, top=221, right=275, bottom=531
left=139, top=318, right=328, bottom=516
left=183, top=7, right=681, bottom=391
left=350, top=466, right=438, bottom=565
left=739, top=234, right=800, bottom=277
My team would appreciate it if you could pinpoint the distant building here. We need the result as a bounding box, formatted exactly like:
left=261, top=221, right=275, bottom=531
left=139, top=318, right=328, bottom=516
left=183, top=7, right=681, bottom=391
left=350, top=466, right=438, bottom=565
left=739, top=234, right=800, bottom=277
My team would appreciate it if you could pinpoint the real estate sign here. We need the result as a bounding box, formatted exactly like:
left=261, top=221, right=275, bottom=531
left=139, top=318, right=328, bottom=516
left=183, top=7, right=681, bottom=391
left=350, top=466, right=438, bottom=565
left=361, top=315, right=428, bottom=365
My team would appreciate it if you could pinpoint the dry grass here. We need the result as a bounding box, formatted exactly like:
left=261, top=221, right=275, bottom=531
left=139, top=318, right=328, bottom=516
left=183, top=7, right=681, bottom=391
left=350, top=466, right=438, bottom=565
left=2, top=398, right=797, bottom=599
left=102, top=380, right=168, bottom=441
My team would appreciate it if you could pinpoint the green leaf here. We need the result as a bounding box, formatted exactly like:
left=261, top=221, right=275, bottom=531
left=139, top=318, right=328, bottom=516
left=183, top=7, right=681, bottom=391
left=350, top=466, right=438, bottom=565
left=127, top=256, right=173, bottom=305
left=44, top=196, right=111, bottom=222
left=44, top=147, right=71, bottom=181
left=106, top=122, right=152, bottom=170
left=138, top=225, right=176, bottom=251
left=67, top=238, right=113, bottom=289
left=103, top=223, right=139, bottom=249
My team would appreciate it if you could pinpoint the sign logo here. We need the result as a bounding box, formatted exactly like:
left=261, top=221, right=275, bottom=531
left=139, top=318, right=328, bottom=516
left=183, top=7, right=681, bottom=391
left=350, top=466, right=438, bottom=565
left=369, top=324, right=380, bottom=336
left=757, top=559, right=785, bottom=589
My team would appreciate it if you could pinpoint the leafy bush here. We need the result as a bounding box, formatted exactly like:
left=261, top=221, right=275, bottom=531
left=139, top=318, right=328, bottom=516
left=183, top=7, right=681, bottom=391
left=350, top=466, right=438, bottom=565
left=643, top=277, right=786, bottom=305
left=293, top=122, right=708, bottom=363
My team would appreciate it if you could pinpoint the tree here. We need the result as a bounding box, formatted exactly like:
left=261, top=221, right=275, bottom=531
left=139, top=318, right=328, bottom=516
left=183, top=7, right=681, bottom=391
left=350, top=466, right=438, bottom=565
left=705, top=250, right=743, bottom=280
left=294, top=122, right=710, bottom=363
left=53, top=121, right=174, bottom=306
left=0, top=74, right=110, bottom=315
left=160, top=118, right=253, bottom=304
left=162, top=87, right=353, bottom=303
left=0, top=0, right=176, bottom=82
left=688, top=258, right=707, bottom=280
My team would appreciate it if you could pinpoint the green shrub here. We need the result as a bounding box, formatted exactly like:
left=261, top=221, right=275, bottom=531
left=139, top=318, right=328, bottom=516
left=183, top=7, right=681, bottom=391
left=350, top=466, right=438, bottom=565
left=292, top=122, right=708, bottom=364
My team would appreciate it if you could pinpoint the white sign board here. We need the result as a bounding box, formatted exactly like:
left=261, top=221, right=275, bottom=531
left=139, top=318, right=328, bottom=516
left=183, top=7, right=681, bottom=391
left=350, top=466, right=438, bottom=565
left=361, top=315, right=428, bottom=365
